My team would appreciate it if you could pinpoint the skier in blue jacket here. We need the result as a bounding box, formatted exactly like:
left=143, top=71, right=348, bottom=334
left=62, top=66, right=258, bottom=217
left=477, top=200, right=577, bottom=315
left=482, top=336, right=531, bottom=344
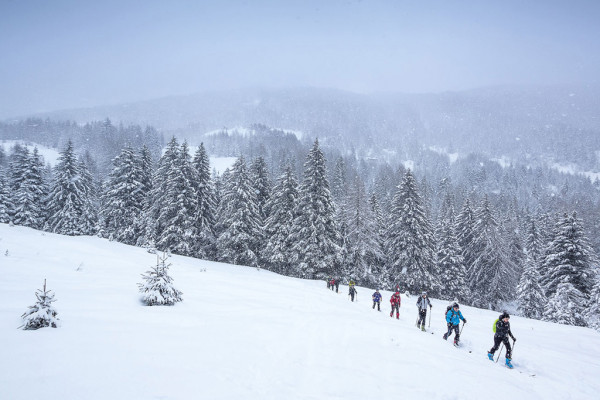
left=372, top=289, right=382, bottom=311
left=443, top=303, right=466, bottom=345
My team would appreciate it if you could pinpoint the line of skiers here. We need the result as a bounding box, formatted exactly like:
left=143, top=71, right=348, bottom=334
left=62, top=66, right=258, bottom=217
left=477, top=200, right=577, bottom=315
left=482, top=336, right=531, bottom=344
left=327, top=280, right=517, bottom=369
left=326, top=277, right=340, bottom=293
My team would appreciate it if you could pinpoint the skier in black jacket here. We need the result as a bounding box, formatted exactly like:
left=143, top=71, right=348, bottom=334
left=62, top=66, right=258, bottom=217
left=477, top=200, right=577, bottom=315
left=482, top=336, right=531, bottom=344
left=487, top=311, right=517, bottom=368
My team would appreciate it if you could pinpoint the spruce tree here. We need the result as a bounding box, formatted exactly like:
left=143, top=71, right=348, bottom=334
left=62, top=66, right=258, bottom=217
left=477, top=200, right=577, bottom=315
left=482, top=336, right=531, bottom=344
left=76, top=158, right=98, bottom=235
left=21, top=280, right=59, bottom=330
left=138, top=253, right=183, bottom=306
left=524, top=216, right=544, bottom=266
left=516, top=260, right=545, bottom=319
left=250, top=156, right=271, bottom=224
left=192, top=143, right=217, bottom=259
left=540, top=212, right=596, bottom=300
left=543, top=280, right=587, bottom=326
left=160, top=141, right=200, bottom=256
left=455, top=198, right=476, bottom=302
left=12, top=147, right=47, bottom=229
left=502, top=212, right=525, bottom=291
left=516, top=217, right=546, bottom=319
left=134, top=145, right=154, bottom=246
left=216, top=156, right=262, bottom=267
left=45, top=140, right=96, bottom=236
left=436, top=195, right=469, bottom=302
left=262, top=163, right=298, bottom=274
left=331, top=156, right=348, bottom=204
left=468, top=195, right=515, bottom=309
left=369, top=192, right=388, bottom=286
left=289, top=139, right=340, bottom=279
left=587, top=278, right=600, bottom=330
left=0, top=168, right=13, bottom=223
left=346, top=175, right=384, bottom=288
left=8, top=144, right=29, bottom=196
left=145, top=138, right=199, bottom=256
left=99, top=146, right=146, bottom=244
left=385, top=170, right=436, bottom=294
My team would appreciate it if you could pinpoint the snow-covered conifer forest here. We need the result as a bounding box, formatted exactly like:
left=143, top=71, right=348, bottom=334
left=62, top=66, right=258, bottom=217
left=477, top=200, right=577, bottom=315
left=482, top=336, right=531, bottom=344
left=1, top=105, right=599, bottom=327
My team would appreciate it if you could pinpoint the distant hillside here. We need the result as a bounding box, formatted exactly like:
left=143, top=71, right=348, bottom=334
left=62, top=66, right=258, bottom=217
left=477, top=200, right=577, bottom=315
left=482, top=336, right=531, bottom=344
left=13, top=84, right=600, bottom=171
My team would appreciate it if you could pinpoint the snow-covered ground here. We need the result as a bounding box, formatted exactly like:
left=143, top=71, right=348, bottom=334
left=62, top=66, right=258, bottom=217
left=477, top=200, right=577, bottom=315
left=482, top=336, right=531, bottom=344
left=1, top=223, right=599, bottom=400
left=551, top=162, right=600, bottom=184
left=0, top=140, right=61, bottom=166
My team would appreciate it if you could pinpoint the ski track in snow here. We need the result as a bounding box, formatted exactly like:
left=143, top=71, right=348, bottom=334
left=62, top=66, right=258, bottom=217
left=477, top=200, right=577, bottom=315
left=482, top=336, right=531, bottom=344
left=1, top=223, right=599, bottom=400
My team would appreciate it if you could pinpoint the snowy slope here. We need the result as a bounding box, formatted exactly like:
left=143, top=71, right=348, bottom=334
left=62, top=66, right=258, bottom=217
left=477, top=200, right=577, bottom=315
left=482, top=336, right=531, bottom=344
left=1, top=223, right=599, bottom=400
left=0, top=140, right=61, bottom=166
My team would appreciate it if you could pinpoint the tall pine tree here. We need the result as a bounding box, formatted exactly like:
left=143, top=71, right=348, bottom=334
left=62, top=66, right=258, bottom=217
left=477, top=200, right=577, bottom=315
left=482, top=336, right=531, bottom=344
left=0, top=168, right=12, bottom=223
left=516, top=217, right=546, bottom=319
left=12, top=147, right=47, bottom=229
left=262, top=163, right=299, bottom=274
left=289, top=140, right=340, bottom=279
left=540, top=212, right=596, bottom=325
left=216, top=156, right=262, bottom=267
left=45, top=140, right=96, bottom=236
left=192, top=143, right=217, bottom=259
left=385, top=170, right=436, bottom=294
left=99, top=146, right=147, bottom=244
left=468, top=196, right=515, bottom=310
left=346, top=175, right=384, bottom=288
left=436, top=194, right=469, bottom=302
left=455, top=197, right=477, bottom=303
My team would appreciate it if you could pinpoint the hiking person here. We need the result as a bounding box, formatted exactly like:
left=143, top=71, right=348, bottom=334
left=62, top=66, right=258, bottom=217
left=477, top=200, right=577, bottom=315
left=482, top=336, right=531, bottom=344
left=487, top=311, right=517, bottom=368
left=390, top=290, right=401, bottom=319
left=416, top=291, right=432, bottom=331
left=329, top=277, right=336, bottom=291
left=334, top=279, right=340, bottom=293
left=327, top=277, right=332, bottom=289
left=372, top=289, right=382, bottom=311
left=349, top=283, right=357, bottom=302
left=443, top=303, right=466, bottom=345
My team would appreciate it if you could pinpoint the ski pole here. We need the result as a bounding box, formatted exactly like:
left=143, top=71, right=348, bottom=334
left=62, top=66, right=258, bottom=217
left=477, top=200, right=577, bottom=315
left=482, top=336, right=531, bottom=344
left=512, top=338, right=517, bottom=355
left=459, top=321, right=465, bottom=336
left=428, top=307, right=432, bottom=328
left=495, top=343, right=504, bottom=363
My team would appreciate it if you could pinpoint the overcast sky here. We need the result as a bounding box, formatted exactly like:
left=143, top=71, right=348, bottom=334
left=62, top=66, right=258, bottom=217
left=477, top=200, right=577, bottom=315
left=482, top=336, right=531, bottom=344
left=1, top=0, right=599, bottom=118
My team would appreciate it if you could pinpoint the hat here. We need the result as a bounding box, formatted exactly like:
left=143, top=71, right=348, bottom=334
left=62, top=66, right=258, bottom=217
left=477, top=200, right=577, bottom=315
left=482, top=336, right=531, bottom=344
left=422, top=291, right=427, bottom=296
left=452, top=303, right=459, bottom=309
left=501, top=312, right=510, bottom=319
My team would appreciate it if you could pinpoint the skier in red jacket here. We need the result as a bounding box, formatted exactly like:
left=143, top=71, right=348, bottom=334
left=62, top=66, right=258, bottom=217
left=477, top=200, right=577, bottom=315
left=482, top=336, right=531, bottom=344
left=390, top=291, right=401, bottom=319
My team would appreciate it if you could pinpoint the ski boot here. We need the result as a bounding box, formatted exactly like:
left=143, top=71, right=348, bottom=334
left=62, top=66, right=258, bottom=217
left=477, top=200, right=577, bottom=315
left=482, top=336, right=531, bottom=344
left=487, top=352, right=494, bottom=361
left=442, top=333, right=448, bottom=340
left=505, top=358, right=513, bottom=369
left=421, top=325, right=426, bottom=332
left=453, top=339, right=459, bottom=347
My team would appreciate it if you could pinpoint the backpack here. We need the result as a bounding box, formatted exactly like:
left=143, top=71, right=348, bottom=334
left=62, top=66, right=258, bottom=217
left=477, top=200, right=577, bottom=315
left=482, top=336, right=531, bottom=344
left=493, top=318, right=499, bottom=333
left=446, top=305, right=454, bottom=316
left=445, top=305, right=452, bottom=320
